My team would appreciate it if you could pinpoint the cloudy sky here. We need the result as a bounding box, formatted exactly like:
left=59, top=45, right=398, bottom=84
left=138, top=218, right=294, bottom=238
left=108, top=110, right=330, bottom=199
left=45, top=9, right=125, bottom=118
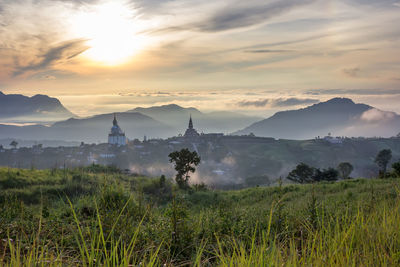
left=0, top=0, right=400, bottom=116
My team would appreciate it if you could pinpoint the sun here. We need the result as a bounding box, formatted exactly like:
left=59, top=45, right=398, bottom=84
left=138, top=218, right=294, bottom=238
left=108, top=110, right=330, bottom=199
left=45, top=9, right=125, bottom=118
left=71, top=1, right=147, bottom=65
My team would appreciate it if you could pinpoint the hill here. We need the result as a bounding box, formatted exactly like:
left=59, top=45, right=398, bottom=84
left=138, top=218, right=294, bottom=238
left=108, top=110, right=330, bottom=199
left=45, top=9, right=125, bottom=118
left=0, top=91, right=75, bottom=122
left=0, top=112, right=175, bottom=143
left=0, top=102, right=261, bottom=143
left=129, top=104, right=262, bottom=134
left=51, top=112, right=176, bottom=141
left=235, top=98, right=400, bottom=139
left=0, top=167, right=399, bottom=265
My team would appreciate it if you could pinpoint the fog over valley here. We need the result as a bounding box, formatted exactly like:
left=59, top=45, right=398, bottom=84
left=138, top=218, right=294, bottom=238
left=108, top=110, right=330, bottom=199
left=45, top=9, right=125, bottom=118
left=1, top=92, right=399, bottom=187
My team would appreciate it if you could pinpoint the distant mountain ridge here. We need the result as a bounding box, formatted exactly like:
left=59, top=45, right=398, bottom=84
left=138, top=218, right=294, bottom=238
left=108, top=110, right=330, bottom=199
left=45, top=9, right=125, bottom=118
left=131, top=104, right=201, bottom=116
left=129, top=104, right=262, bottom=134
left=1, top=94, right=399, bottom=142
left=0, top=112, right=174, bottom=142
left=0, top=91, right=74, bottom=121
left=51, top=112, right=175, bottom=141
left=235, top=98, right=400, bottom=139
left=0, top=97, right=261, bottom=142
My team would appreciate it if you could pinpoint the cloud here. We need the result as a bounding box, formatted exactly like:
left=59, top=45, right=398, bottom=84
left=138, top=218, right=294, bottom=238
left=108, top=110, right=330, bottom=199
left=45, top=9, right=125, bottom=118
left=342, top=67, right=361, bottom=78
left=272, top=98, right=319, bottom=107
left=237, top=99, right=269, bottom=107
left=151, top=0, right=317, bottom=34
left=360, top=108, right=397, bottom=122
left=193, top=0, right=316, bottom=32
left=237, top=97, right=319, bottom=108
left=42, top=75, right=57, bottom=80
left=306, top=89, right=400, bottom=96
left=245, top=49, right=294, bottom=53
left=13, top=39, right=88, bottom=76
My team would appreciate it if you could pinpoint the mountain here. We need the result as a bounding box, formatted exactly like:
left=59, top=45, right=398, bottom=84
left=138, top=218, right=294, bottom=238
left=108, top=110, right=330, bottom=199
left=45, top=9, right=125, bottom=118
left=0, top=102, right=260, bottom=143
left=0, top=91, right=75, bottom=122
left=235, top=98, right=400, bottom=139
left=0, top=112, right=175, bottom=143
left=129, top=104, right=262, bottom=134
left=51, top=112, right=175, bottom=141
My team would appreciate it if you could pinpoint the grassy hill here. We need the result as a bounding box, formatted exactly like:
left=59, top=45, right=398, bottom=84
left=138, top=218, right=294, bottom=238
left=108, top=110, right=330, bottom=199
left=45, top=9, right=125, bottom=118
left=0, top=167, right=400, bottom=265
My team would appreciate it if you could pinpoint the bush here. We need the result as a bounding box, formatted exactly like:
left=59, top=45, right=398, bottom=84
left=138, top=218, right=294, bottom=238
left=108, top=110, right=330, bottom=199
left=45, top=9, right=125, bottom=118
left=287, top=164, right=339, bottom=183
left=287, top=163, right=315, bottom=184
left=84, top=163, right=121, bottom=174
left=313, top=168, right=339, bottom=182
left=392, top=162, right=400, bottom=177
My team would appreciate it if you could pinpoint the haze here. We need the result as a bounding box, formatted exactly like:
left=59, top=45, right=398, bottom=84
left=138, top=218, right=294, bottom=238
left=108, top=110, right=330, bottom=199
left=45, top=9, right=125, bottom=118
left=1, top=0, right=400, bottom=116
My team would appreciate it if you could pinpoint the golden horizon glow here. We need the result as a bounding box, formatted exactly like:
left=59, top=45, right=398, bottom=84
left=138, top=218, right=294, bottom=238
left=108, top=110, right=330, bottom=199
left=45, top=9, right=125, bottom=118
left=70, top=1, right=148, bottom=66
left=0, top=0, right=399, bottom=110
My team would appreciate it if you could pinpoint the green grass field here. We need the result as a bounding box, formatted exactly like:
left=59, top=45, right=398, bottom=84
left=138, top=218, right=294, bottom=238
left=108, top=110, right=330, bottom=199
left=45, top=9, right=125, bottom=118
left=0, top=167, right=400, bottom=266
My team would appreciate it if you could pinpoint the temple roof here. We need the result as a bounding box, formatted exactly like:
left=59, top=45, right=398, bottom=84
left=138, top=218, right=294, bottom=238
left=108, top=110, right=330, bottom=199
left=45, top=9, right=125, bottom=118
left=184, top=115, right=199, bottom=138
left=109, top=114, right=125, bottom=136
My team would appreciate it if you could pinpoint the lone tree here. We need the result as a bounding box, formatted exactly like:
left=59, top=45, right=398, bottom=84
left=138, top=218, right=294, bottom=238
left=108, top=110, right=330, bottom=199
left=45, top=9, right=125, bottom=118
left=168, top=148, right=201, bottom=189
left=10, top=140, right=18, bottom=149
left=287, top=163, right=315, bottom=184
left=375, top=149, right=392, bottom=177
left=337, top=162, right=354, bottom=179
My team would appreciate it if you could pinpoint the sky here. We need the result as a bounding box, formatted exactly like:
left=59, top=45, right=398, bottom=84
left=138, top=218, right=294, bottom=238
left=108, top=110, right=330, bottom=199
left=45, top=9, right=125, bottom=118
left=0, top=0, right=400, bottom=117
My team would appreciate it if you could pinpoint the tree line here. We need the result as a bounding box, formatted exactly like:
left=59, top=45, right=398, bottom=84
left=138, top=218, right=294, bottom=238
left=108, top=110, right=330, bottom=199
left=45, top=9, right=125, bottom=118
left=166, top=148, right=400, bottom=188
left=287, top=149, right=400, bottom=184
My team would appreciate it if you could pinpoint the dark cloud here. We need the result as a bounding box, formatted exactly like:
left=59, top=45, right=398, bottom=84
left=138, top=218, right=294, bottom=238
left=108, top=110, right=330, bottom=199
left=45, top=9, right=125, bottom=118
left=13, top=39, right=88, bottom=76
left=237, top=97, right=319, bottom=108
left=272, top=98, right=319, bottom=107
left=149, top=0, right=316, bottom=34
left=342, top=67, right=361, bottom=78
left=237, top=99, right=269, bottom=107
left=245, top=49, right=293, bottom=53
left=194, top=0, right=315, bottom=32
left=306, top=89, right=400, bottom=96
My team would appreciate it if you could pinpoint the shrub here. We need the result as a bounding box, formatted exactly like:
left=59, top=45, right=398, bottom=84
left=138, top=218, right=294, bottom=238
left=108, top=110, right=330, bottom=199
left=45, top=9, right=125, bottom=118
left=392, top=162, right=400, bottom=177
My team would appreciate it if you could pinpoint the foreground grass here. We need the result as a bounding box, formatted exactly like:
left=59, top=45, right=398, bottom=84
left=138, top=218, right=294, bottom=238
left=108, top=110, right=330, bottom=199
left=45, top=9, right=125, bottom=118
left=0, top=167, right=400, bottom=266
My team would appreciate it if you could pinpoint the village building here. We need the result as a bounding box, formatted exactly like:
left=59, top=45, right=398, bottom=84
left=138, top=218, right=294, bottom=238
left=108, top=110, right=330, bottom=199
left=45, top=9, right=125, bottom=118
left=323, top=133, right=343, bottom=144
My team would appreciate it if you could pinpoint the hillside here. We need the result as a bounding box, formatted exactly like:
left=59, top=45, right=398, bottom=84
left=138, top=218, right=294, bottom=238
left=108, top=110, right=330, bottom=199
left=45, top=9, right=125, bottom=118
left=0, top=91, right=74, bottom=122
left=129, top=104, right=262, bottom=134
left=0, top=101, right=260, bottom=142
left=235, top=98, right=400, bottom=139
left=1, top=135, right=399, bottom=184
left=0, top=112, right=175, bottom=142
left=0, top=167, right=399, bottom=265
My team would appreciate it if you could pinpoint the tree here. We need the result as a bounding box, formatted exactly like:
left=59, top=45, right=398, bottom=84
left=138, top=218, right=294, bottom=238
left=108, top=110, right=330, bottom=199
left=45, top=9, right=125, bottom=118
left=287, top=163, right=315, bottom=184
left=375, top=149, right=392, bottom=177
left=337, top=162, right=354, bottom=179
left=168, top=148, right=201, bottom=189
left=313, top=168, right=339, bottom=182
left=10, top=140, right=18, bottom=149
left=392, top=162, right=400, bottom=177
left=159, top=175, right=166, bottom=187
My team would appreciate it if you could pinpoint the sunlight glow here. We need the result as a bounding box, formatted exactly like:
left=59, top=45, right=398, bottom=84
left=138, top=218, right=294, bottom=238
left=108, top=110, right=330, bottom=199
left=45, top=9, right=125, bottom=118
left=71, top=0, right=148, bottom=65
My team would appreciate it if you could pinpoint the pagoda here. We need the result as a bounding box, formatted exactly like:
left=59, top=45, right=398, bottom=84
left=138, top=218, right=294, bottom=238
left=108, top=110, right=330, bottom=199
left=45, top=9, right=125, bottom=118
left=184, top=115, right=200, bottom=139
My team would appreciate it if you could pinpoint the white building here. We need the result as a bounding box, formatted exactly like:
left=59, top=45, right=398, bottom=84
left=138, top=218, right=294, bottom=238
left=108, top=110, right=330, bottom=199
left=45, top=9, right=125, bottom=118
left=108, top=114, right=127, bottom=146
left=323, top=134, right=343, bottom=144
left=100, top=153, right=116, bottom=158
